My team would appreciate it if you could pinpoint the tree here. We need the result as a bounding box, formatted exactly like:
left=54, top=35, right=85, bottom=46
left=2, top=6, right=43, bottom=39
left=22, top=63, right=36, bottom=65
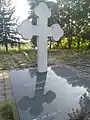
left=50, top=0, right=90, bottom=49
left=28, top=0, right=57, bottom=49
left=48, top=0, right=74, bottom=48
left=0, top=0, right=18, bottom=51
left=28, top=0, right=90, bottom=49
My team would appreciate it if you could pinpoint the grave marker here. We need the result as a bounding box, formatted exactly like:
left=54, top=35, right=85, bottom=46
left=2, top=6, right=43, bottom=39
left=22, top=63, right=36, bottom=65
left=17, top=2, right=64, bottom=72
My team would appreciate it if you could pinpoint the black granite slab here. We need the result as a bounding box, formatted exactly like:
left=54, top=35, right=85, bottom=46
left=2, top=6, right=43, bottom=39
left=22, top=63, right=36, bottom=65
left=10, top=66, right=89, bottom=120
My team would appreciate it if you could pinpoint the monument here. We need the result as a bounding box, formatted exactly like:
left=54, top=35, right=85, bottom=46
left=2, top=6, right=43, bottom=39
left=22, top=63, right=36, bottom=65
left=17, top=2, right=64, bottom=72
left=10, top=66, right=88, bottom=120
left=10, top=2, right=89, bottom=120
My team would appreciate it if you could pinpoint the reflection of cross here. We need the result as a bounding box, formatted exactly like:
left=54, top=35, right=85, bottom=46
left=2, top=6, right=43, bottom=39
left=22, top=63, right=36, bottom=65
left=18, top=72, right=56, bottom=116
left=17, top=2, right=64, bottom=72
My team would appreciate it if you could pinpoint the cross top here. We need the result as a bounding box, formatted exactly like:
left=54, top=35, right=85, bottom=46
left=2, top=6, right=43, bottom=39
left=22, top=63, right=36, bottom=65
left=34, top=2, right=51, bottom=19
left=17, top=2, right=64, bottom=72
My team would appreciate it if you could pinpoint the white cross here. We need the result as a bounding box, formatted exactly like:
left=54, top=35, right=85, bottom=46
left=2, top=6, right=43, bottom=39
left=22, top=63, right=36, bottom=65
left=17, top=2, right=64, bottom=72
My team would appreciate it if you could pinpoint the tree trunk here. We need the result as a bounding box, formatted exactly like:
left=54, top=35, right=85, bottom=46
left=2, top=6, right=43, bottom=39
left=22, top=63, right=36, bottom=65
left=56, top=41, right=59, bottom=49
left=77, top=38, right=80, bottom=49
left=49, top=38, right=52, bottom=50
left=18, top=42, right=21, bottom=51
left=87, top=42, right=90, bottom=49
left=68, top=38, right=72, bottom=49
left=56, top=39, right=61, bottom=49
left=5, top=32, right=8, bottom=51
left=5, top=42, right=8, bottom=51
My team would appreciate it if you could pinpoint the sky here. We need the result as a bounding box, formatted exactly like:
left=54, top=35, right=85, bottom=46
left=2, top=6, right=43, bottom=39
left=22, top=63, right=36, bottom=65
left=13, top=0, right=30, bottom=22
left=13, top=0, right=57, bottom=22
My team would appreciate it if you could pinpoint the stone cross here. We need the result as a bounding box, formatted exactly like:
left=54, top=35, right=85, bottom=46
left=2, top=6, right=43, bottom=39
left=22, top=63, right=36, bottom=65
left=17, top=2, right=64, bottom=72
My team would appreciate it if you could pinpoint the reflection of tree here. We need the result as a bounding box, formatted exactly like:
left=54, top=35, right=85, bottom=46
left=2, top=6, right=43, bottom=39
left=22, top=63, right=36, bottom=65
left=52, top=66, right=90, bottom=113
left=79, top=93, right=90, bottom=112
left=18, top=72, right=56, bottom=117
left=68, top=93, right=90, bottom=120
left=51, top=66, right=90, bottom=89
left=29, top=68, right=37, bottom=78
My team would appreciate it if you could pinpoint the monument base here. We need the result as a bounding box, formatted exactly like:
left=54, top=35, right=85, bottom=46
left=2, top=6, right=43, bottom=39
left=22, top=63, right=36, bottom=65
left=10, top=66, right=88, bottom=120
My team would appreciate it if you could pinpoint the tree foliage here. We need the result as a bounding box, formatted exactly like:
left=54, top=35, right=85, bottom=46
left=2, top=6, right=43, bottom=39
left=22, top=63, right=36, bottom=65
left=50, top=0, right=90, bottom=49
left=28, top=0, right=90, bottom=49
left=0, top=0, right=18, bottom=51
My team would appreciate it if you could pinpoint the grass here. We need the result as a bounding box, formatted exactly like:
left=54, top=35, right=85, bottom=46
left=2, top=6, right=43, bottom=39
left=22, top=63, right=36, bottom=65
left=0, top=49, right=90, bottom=71
left=49, top=49, right=90, bottom=66
left=0, top=43, right=32, bottom=52
left=0, top=100, right=14, bottom=120
left=0, top=52, right=31, bottom=70
left=26, top=50, right=37, bottom=64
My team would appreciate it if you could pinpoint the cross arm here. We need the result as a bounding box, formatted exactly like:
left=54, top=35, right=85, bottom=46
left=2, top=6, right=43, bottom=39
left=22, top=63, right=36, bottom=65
left=48, top=24, right=64, bottom=41
left=17, top=20, right=39, bottom=40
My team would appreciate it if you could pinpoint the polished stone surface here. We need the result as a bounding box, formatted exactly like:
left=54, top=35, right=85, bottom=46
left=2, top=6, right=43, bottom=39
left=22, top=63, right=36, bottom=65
left=10, top=66, right=89, bottom=120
